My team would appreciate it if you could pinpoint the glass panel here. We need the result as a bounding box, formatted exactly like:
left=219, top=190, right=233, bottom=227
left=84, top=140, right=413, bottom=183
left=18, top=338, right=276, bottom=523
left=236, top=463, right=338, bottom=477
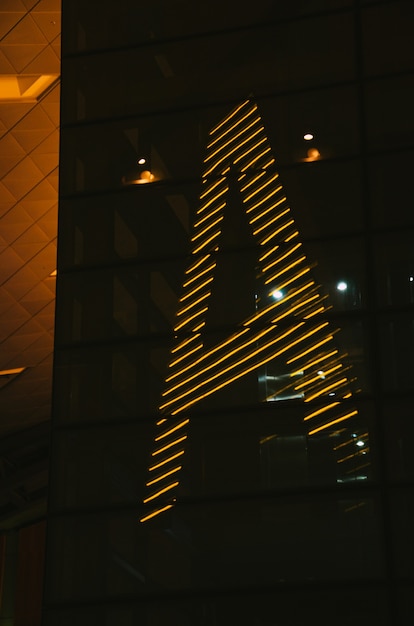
left=44, top=585, right=389, bottom=626
left=61, top=13, right=355, bottom=124
left=59, top=88, right=360, bottom=195
left=378, top=313, right=414, bottom=391
left=390, top=488, right=414, bottom=578
left=383, top=399, right=414, bottom=481
left=368, top=151, right=414, bottom=229
left=58, top=182, right=197, bottom=270
left=50, top=400, right=375, bottom=511
left=281, top=158, right=364, bottom=238
left=362, top=2, right=414, bottom=76
left=45, top=491, right=384, bottom=603
left=365, top=75, right=414, bottom=152
left=374, top=232, right=414, bottom=307
left=63, top=1, right=353, bottom=55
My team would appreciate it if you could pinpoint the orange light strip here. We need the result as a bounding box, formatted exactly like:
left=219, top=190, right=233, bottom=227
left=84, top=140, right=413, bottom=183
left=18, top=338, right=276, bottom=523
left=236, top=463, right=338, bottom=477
left=199, top=177, right=227, bottom=200
left=183, top=262, right=216, bottom=288
left=209, top=100, right=253, bottom=135
left=173, top=306, right=208, bottom=332
left=161, top=326, right=275, bottom=402
left=196, top=187, right=229, bottom=215
left=146, top=465, right=182, bottom=487
left=305, top=377, right=348, bottom=403
left=304, top=401, right=340, bottom=421
left=247, top=186, right=284, bottom=214
left=260, top=220, right=295, bottom=247
left=287, top=335, right=335, bottom=364
left=262, top=242, right=302, bottom=273
left=143, top=481, right=179, bottom=504
left=240, top=146, right=272, bottom=172
left=295, top=363, right=342, bottom=391
left=181, top=277, right=214, bottom=302
left=249, top=200, right=288, bottom=225
left=232, top=137, right=267, bottom=166
left=151, top=435, right=187, bottom=457
left=251, top=210, right=293, bottom=236
left=167, top=324, right=304, bottom=414
left=207, top=107, right=256, bottom=149
left=169, top=343, right=202, bottom=368
left=204, top=118, right=262, bottom=163
left=242, top=281, right=315, bottom=327
left=191, top=216, right=224, bottom=243
left=154, top=419, right=190, bottom=442
left=193, top=203, right=225, bottom=229
left=266, top=266, right=312, bottom=292
left=139, top=504, right=173, bottom=523
left=149, top=450, right=185, bottom=472
left=308, top=410, right=359, bottom=435
left=171, top=332, right=200, bottom=354
left=165, top=328, right=250, bottom=384
left=203, top=127, right=265, bottom=177
left=192, top=231, right=221, bottom=255
left=242, top=172, right=280, bottom=203
left=239, top=170, right=266, bottom=193
left=176, top=291, right=211, bottom=317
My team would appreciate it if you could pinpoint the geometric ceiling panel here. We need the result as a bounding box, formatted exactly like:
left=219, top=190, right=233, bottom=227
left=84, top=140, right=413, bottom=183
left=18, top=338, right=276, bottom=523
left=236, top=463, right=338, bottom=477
left=0, top=0, right=60, bottom=528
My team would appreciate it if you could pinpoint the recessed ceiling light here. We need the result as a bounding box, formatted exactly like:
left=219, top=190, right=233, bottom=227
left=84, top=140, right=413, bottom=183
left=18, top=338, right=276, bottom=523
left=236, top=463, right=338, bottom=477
left=304, top=133, right=314, bottom=141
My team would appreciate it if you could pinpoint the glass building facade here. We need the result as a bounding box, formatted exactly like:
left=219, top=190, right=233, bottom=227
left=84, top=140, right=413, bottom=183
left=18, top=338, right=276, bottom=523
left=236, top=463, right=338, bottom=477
left=44, top=1, right=414, bottom=624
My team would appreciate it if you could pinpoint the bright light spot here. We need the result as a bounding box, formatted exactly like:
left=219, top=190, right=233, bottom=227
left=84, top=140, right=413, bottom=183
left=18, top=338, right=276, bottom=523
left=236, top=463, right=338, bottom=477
left=328, top=392, right=336, bottom=396
left=307, top=148, right=320, bottom=159
left=356, top=440, right=365, bottom=447
left=138, top=157, right=146, bottom=165
left=410, top=276, right=414, bottom=282
left=271, top=289, right=283, bottom=300
left=317, top=370, right=326, bottom=379
left=304, top=133, right=314, bottom=141
left=337, top=281, right=348, bottom=292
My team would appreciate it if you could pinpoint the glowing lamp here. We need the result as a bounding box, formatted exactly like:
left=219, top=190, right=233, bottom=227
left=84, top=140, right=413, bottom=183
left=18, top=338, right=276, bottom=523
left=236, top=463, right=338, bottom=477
left=336, top=281, right=347, bottom=292
left=303, top=133, right=314, bottom=141
left=307, top=148, right=320, bottom=159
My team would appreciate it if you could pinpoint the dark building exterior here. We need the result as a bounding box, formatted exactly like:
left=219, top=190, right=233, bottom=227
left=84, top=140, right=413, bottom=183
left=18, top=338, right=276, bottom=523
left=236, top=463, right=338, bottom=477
left=43, top=1, right=414, bottom=624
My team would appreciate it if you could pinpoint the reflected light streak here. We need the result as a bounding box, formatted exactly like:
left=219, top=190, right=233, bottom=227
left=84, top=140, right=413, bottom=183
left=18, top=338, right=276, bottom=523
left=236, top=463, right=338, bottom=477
left=308, top=410, right=359, bottom=435
left=152, top=435, right=187, bottom=457
left=183, top=262, right=216, bottom=288
left=149, top=450, right=185, bottom=472
left=192, top=230, right=221, bottom=255
left=140, top=504, right=173, bottom=523
left=249, top=199, right=288, bottom=225
left=143, top=481, right=179, bottom=504
left=173, top=306, right=208, bottom=332
left=155, top=419, right=190, bottom=441
left=146, top=465, right=182, bottom=487
left=210, top=100, right=254, bottom=135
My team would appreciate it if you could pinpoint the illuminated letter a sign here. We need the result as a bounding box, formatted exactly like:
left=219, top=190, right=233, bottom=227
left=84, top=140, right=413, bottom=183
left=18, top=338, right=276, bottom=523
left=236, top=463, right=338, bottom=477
left=140, top=99, right=358, bottom=522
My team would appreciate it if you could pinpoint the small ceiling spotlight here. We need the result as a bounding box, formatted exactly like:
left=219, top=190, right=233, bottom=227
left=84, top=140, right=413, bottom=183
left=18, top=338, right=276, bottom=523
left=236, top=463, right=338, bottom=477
left=303, top=133, right=314, bottom=141
left=137, top=157, right=146, bottom=165
left=336, top=280, right=348, bottom=292
left=271, top=289, right=284, bottom=300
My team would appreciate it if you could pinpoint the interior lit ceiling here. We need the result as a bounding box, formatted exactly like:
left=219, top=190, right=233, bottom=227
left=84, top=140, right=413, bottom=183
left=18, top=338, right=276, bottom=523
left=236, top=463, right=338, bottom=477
left=0, top=0, right=60, bottom=528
